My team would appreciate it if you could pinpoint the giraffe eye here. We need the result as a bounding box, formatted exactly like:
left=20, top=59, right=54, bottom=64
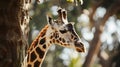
left=67, top=24, right=73, bottom=31
left=59, top=29, right=67, bottom=34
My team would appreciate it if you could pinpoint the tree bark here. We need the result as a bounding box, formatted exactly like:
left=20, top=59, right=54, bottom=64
left=82, top=22, right=102, bottom=67
left=0, top=0, right=30, bottom=67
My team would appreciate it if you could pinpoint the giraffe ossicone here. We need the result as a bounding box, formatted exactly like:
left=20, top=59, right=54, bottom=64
left=22, top=8, right=85, bottom=67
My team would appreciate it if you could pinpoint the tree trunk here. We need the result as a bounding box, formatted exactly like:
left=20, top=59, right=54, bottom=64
left=82, top=22, right=103, bottom=67
left=0, top=0, right=30, bottom=67
left=83, top=0, right=120, bottom=67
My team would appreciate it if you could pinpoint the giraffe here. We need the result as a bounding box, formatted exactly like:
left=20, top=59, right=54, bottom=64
left=22, top=8, right=85, bottom=67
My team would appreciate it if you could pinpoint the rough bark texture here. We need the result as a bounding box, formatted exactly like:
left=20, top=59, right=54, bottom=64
left=0, top=0, right=30, bottom=67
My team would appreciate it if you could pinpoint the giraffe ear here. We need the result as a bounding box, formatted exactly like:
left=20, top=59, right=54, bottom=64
left=47, top=15, right=54, bottom=25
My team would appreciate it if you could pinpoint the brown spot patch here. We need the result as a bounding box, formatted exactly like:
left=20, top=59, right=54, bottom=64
left=53, top=39, right=55, bottom=43
left=64, top=44, right=68, bottom=46
left=39, top=25, right=48, bottom=37
left=34, top=60, right=40, bottom=67
left=61, top=38, right=65, bottom=43
left=30, top=52, right=37, bottom=62
left=59, top=38, right=62, bottom=41
left=56, top=40, right=60, bottom=43
left=50, top=36, right=53, bottom=39
left=50, top=41, right=52, bottom=43
left=43, top=44, right=46, bottom=49
left=39, top=38, right=46, bottom=45
left=36, top=47, right=44, bottom=58
left=55, top=35, right=58, bottom=39
left=34, top=40, right=38, bottom=47
left=54, top=32, right=59, bottom=39
left=40, top=31, right=46, bottom=37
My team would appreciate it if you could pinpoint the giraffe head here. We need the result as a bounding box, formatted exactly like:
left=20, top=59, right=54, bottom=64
left=46, top=8, right=85, bottom=52
left=22, top=8, right=85, bottom=67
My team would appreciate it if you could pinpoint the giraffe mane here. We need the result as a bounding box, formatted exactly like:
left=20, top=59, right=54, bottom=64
left=27, top=24, right=49, bottom=53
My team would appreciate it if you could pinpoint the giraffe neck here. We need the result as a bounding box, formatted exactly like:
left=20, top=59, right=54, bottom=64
left=26, top=25, right=51, bottom=67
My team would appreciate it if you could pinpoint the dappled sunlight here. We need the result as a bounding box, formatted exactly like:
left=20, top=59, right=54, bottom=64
left=105, top=16, right=117, bottom=34
left=1, top=0, right=120, bottom=67
left=29, top=0, right=120, bottom=67
left=94, top=7, right=106, bottom=19
left=101, top=16, right=120, bottom=51
left=81, top=27, right=94, bottom=41
left=77, top=13, right=89, bottom=24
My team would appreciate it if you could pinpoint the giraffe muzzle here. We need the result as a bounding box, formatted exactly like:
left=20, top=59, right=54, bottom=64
left=74, top=41, right=85, bottom=52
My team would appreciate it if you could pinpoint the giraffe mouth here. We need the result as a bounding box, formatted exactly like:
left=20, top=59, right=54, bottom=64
left=74, top=41, right=85, bottom=52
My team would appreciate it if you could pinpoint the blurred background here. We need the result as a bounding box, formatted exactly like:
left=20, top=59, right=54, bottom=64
left=28, top=0, right=120, bottom=67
